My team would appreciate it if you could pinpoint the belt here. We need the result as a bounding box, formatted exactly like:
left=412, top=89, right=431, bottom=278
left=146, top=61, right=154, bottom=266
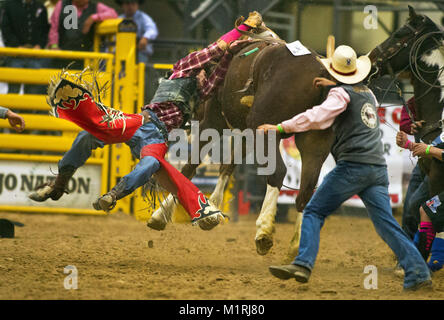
left=141, top=110, right=169, bottom=142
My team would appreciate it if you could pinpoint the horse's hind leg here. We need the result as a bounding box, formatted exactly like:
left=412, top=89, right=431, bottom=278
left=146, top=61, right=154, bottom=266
left=286, top=210, right=303, bottom=262
left=210, top=163, right=235, bottom=212
left=255, top=136, right=287, bottom=255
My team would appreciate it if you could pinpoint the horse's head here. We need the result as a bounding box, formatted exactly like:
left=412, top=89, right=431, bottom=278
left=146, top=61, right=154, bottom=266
left=368, top=6, right=440, bottom=79
left=368, top=6, right=444, bottom=143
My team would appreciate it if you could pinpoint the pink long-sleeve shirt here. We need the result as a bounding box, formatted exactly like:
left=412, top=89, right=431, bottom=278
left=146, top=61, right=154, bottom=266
left=48, top=1, right=118, bottom=47
left=281, top=87, right=351, bottom=133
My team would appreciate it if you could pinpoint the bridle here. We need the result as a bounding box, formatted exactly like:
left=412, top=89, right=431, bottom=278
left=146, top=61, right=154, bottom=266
left=367, top=19, right=426, bottom=118
left=368, top=17, right=444, bottom=142
left=368, top=20, right=422, bottom=135
left=369, top=19, right=427, bottom=87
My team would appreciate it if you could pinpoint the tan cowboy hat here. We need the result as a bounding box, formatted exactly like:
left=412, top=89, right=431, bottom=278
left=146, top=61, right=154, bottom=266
left=319, top=45, right=371, bottom=84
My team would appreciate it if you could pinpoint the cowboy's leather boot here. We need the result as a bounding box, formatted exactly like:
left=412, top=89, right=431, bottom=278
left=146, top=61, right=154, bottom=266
left=92, top=178, right=127, bottom=212
left=28, top=166, right=76, bottom=202
left=191, top=196, right=227, bottom=231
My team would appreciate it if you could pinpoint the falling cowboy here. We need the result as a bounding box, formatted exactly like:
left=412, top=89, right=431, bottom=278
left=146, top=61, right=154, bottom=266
left=29, top=11, right=265, bottom=231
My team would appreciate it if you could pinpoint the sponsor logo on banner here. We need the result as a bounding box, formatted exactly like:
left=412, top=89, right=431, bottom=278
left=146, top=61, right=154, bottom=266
left=278, top=105, right=404, bottom=208
left=0, top=161, right=101, bottom=209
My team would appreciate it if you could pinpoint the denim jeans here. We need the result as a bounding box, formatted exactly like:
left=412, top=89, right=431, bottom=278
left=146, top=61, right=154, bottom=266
left=293, top=161, right=431, bottom=289
left=402, top=164, right=429, bottom=239
left=58, top=110, right=166, bottom=199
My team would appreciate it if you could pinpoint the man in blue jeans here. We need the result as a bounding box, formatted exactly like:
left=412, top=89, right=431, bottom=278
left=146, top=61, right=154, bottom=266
left=259, top=45, right=431, bottom=290
left=116, top=0, right=159, bottom=103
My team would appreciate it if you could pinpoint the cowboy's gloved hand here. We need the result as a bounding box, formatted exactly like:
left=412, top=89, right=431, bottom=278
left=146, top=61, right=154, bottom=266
left=313, top=77, right=336, bottom=88
left=396, top=131, right=409, bottom=148
left=6, top=110, right=25, bottom=132
left=411, top=120, right=425, bottom=135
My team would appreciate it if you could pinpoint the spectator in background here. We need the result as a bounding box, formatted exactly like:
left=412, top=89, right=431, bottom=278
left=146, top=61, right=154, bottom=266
left=48, top=0, right=117, bottom=68
left=1, top=0, right=49, bottom=94
left=116, top=0, right=158, bottom=63
left=116, top=0, right=158, bottom=103
left=44, top=0, right=60, bottom=23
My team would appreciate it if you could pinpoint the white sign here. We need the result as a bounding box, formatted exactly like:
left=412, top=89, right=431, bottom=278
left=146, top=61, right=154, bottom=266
left=0, top=160, right=102, bottom=209
left=279, top=105, right=405, bottom=208
left=285, top=40, right=311, bottom=57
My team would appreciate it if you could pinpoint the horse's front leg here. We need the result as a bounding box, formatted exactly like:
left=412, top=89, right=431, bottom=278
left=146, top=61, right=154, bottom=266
left=209, top=163, right=235, bottom=212
left=255, top=134, right=286, bottom=255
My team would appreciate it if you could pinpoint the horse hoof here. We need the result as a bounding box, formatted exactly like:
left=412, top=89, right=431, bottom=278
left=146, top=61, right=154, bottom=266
left=255, top=236, right=273, bottom=255
left=147, top=217, right=166, bottom=231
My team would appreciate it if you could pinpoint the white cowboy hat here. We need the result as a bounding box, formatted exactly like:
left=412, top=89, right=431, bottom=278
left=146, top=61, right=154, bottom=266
left=319, top=45, right=371, bottom=84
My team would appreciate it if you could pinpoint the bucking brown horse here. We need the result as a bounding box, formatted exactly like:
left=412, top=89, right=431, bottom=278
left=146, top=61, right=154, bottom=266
left=149, top=34, right=335, bottom=256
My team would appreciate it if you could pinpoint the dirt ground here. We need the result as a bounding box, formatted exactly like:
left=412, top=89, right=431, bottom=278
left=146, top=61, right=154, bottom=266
left=0, top=209, right=443, bottom=300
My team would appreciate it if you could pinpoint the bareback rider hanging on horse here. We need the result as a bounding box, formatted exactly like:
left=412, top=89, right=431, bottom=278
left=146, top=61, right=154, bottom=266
left=29, top=11, right=263, bottom=231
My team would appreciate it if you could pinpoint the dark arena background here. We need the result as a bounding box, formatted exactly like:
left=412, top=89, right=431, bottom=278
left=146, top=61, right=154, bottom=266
left=0, top=0, right=444, bottom=304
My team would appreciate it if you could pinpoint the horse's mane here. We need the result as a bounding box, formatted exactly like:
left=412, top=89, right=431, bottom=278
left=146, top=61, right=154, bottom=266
left=408, top=12, right=443, bottom=32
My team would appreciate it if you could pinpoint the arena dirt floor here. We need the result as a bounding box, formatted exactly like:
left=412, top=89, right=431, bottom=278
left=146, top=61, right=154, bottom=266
left=1, top=208, right=443, bottom=300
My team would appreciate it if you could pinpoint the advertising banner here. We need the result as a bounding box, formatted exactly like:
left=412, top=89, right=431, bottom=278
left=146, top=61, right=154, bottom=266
left=0, top=160, right=102, bottom=209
